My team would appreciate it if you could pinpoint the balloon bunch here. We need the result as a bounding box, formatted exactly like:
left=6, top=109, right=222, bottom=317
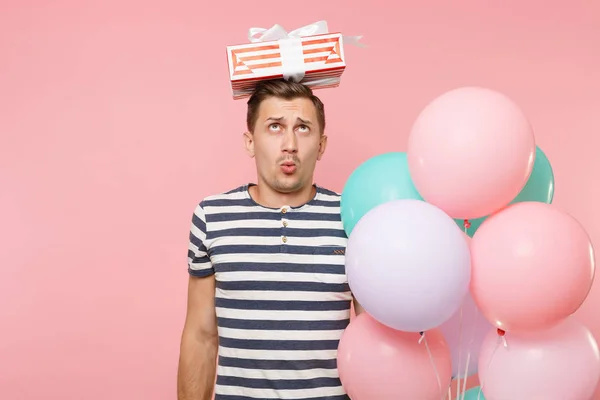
left=336, top=87, right=599, bottom=400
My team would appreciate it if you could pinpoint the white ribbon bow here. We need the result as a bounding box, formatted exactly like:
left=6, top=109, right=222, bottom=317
left=248, top=20, right=364, bottom=47
left=246, top=21, right=363, bottom=82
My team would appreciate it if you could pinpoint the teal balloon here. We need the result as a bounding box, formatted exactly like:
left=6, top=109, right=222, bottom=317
left=341, top=152, right=423, bottom=236
left=456, top=146, right=555, bottom=237
left=463, top=386, right=486, bottom=400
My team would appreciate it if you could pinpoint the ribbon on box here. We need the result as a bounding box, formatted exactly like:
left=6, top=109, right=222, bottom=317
left=247, top=20, right=363, bottom=83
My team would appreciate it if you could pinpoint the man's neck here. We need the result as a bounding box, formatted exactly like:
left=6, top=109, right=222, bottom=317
left=250, top=183, right=316, bottom=209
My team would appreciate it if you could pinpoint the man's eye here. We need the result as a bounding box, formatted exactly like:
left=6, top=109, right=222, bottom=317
left=298, top=125, right=309, bottom=132
left=269, top=124, right=281, bottom=131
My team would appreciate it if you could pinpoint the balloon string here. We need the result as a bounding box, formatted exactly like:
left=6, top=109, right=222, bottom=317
left=457, top=219, right=470, bottom=400
left=460, top=352, right=471, bottom=400
left=441, top=382, right=451, bottom=400
left=477, top=335, right=503, bottom=400
left=455, top=305, right=464, bottom=400
left=460, top=306, right=479, bottom=400
left=420, top=332, right=443, bottom=396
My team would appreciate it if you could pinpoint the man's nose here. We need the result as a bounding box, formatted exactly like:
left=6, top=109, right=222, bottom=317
left=281, top=129, right=298, bottom=152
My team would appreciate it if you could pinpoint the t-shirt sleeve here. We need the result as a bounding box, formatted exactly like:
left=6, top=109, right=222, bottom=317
left=187, top=201, right=215, bottom=277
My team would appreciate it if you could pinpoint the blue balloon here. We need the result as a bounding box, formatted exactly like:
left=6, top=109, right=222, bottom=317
left=456, top=146, right=554, bottom=236
left=341, top=152, right=423, bottom=236
left=463, top=386, right=486, bottom=400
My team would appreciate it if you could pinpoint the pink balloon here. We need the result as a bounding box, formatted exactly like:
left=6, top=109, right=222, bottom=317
left=478, top=317, right=600, bottom=400
left=407, top=87, right=535, bottom=220
left=470, top=202, right=595, bottom=332
left=337, top=313, right=451, bottom=400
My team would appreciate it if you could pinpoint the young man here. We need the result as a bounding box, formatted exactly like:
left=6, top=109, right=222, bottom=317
left=177, top=79, right=362, bottom=400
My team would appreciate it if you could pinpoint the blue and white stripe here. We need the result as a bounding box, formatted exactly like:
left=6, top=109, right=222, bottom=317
left=188, top=184, right=351, bottom=400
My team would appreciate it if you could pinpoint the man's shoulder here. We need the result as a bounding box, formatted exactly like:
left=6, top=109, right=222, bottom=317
left=316, top=185, right=342, bottom=203
left=317, top=185, right=341, bottom=196
left=197, top=184, right=249, bottom=208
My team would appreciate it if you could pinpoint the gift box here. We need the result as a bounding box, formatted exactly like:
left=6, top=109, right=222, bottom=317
left=226, top=21, right=361, bottom=99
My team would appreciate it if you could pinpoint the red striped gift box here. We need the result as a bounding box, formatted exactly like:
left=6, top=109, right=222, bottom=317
left=226, top=32, right=347, bottom=100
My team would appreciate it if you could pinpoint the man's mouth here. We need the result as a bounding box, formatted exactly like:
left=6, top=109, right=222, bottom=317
left=280, top=161, right=297, bottom=174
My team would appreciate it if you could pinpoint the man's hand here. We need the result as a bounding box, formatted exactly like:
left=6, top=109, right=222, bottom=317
left=177, top=275, right=218, bottom=400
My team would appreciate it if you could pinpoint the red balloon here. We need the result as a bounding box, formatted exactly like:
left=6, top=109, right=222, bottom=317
left=337, top=313, right=451, bottom=400
left=470, top=202, right=595, bottom=332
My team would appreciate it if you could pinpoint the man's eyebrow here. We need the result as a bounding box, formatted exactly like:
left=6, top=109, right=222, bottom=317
left=265, top=116, right=284, bottom=122
left=297, top=117, right=313, bottom=125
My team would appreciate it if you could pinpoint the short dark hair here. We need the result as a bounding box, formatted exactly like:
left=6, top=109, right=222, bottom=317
left=246, top=79, right=325, bottom=133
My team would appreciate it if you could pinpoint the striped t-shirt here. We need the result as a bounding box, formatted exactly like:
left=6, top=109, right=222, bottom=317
left=187, top=183, right=352, bottom=400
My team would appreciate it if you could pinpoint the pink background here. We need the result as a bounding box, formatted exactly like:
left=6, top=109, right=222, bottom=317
left=1, top=0, right=599, bottom=398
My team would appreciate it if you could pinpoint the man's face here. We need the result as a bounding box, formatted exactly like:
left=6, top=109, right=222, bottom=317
left=244, top=96, right=327, bottom=194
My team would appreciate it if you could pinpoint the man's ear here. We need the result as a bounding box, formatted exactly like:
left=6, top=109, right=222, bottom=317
left=317, top=134, right=328, bottom=161
left=243, top=131, right=255, bottom=158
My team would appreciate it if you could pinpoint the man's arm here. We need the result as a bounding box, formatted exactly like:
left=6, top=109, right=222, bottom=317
left=177, top=275, right=218, bottom=400
left=352, top=296, right=365, bottom=316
